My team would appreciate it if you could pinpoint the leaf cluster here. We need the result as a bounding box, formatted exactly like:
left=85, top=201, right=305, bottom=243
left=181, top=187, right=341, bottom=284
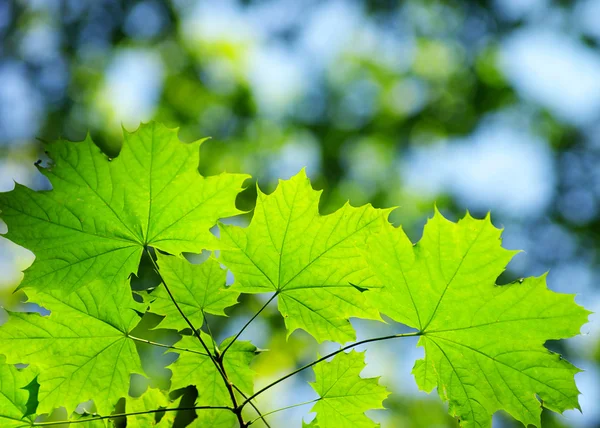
left=0, top=122, right=590, bottom=428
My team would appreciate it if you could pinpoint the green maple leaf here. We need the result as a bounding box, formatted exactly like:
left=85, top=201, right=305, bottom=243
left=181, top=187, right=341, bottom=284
left=68, top=414, right=109, bottom=427
left=307, top=350, right=389, bottom=428
left=219, top=170, right=389, bottom=344
left=125, top=388, right=182, bottom=427
left=0, top=362, right=37, bottom=428
left=148, top=253, right=239, bottom=330
left=0, top=280, right=144, bottom=415
left=188, top=409, right=237, bottom=428
left=188, top=411, right=237, bottom=428
left=169, top=334, right=257, bottom=397
left=169, top=334, right=257, bottom=428
left=365, top=210, right=591, bottom=427
left=0, top=121, right=248, bottom=295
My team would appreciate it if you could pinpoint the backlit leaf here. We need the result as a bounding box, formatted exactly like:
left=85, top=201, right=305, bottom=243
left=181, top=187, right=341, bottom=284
left=148, top=253, right=239, bottom=330
left=169, top=334, right=257, bottom=428
left=219, top=170, right=389, bottom=344
left=0, top=362, right=37, bottom=428
left=0, top=280, right=144, bottom=414
left=309, top=350, right=389, bottom=428
left=0, top=122, right=248, bottom=296
left=366, top=210, right=591, bottom=427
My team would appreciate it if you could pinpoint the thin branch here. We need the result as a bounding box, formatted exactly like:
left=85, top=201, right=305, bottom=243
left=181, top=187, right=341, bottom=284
left=146, top=250, right=215, bottom=356
left=221, top=292, right=278, bottom=357
left=233, top=385, right=272, bottom=428
left=202, top=309, right=221, bottom=356
left=146, top=248, right=246, bottom=427
left=247, top=399, right=320, bottom=426
left=32, top=405, right=232, bottom=426
left=239, top=331, right=422, bottom=409
left=128, top=335, right=209, bottom=356
left=146, top=249, right=226, bottom=377
left=215, top=354, right=246, bottom=426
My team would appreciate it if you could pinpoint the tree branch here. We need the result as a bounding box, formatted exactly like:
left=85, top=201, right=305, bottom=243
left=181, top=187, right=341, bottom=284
left=146, top=248, right=246, bottom=427
left=247, top=399, right=320, bottom=426
left=220, top=292, right=278, bottom=358
left=32, top=405, right=232, bottom=426
left=146, top=249, right=215, bottom=358
left=202, top=309, right=221, bottom=355
left=233, top=384, right=272, bottom=428
left=239, top=331, right=422, bottom=409
left=128, top=334, right=209, bottom=356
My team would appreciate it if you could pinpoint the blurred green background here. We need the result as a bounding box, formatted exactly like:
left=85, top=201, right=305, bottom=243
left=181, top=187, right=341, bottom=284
left=0, top=0, right=599, bottom=427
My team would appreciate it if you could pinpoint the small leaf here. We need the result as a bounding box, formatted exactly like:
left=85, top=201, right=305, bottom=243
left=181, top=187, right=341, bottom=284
left=126, top=388, right=182, bottom=428
left=169, top=334, right=257, bottom=397
left=169, top=334, right=257, bottom=426
left=148, top=254, right=239, bottom=330
left=169, top=333, right=256, bottom=414
left=309, top=350, right=389, bottom=428
left=0, top=362, right=37, bottom=428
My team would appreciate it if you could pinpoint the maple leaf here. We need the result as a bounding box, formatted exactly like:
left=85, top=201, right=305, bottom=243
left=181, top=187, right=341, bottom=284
left=188, top=410, right=237, bottom=428
left=0, top=122, right=248, bottom=295
left=0, top=280, right=144, bottom=415
left=148, top=253, right=239, bottom=330
left=365, top=210, right=591, bottom=427
left=0, top=362, right=37, bottom=428
left=169, top=334, right=257, bottom=427
left=219, top=170, right=390, bottom=344
left=307, top=350, right=389, bottom=428
left=125, top=388, right=182, bottom=428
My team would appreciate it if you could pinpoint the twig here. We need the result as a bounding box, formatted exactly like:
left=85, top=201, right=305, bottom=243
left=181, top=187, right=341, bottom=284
left=239, top=331, right=422, bottom=409
left=220, top=292, right=278, bottom=358
left=128, top=334, right=208, bottom=356
left=202, top=310, right=221, bottom=356
left=247, top=399, right=320, bottom=426
left=146, top=248, right=246, bottom=427
left=233, top=384, right=272, bottom=428
left=32, top=405, right=231, bottom=426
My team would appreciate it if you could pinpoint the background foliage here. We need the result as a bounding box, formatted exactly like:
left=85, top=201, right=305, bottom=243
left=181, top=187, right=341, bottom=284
left=0, top=0, right=598, bottom=426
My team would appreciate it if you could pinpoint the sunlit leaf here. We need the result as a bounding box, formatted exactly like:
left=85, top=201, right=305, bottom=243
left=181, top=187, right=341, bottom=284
left=366, top=210, right=591, bottom=427
left=0, top=122, right=248, bottom=296
left=0, top=362, right=37, bottom=428
left=308, top=350, right=389, bottom=428
left=0, top=280, right=143, bottom=414
left=220, top=170, right=389, bottom=344
left=148, top=253, right=239, bottom=330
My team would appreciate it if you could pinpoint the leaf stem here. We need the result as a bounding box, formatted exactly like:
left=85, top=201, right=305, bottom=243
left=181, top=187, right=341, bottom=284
left=146, top=248, right=246, bottom=427
left=31, top=405, right=232, bottom=426
left=128, top=334, right=209, bottom=356
left=239, top=331, right=422, bottom=409
left=233, top=384, right=272, bottom=428
left=220, top=292, right=278, bottom=358
left=202, top=310, right=221, bottom=355
left=247, top=399, right=320, bottom=426
left=214, top=354, right=246, bottom=427
left=146, top=250, right=219, bottom=365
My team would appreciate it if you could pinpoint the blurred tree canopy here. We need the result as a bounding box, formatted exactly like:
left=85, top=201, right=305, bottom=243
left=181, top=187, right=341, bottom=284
left=0, top=0, right=599, bottom=426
